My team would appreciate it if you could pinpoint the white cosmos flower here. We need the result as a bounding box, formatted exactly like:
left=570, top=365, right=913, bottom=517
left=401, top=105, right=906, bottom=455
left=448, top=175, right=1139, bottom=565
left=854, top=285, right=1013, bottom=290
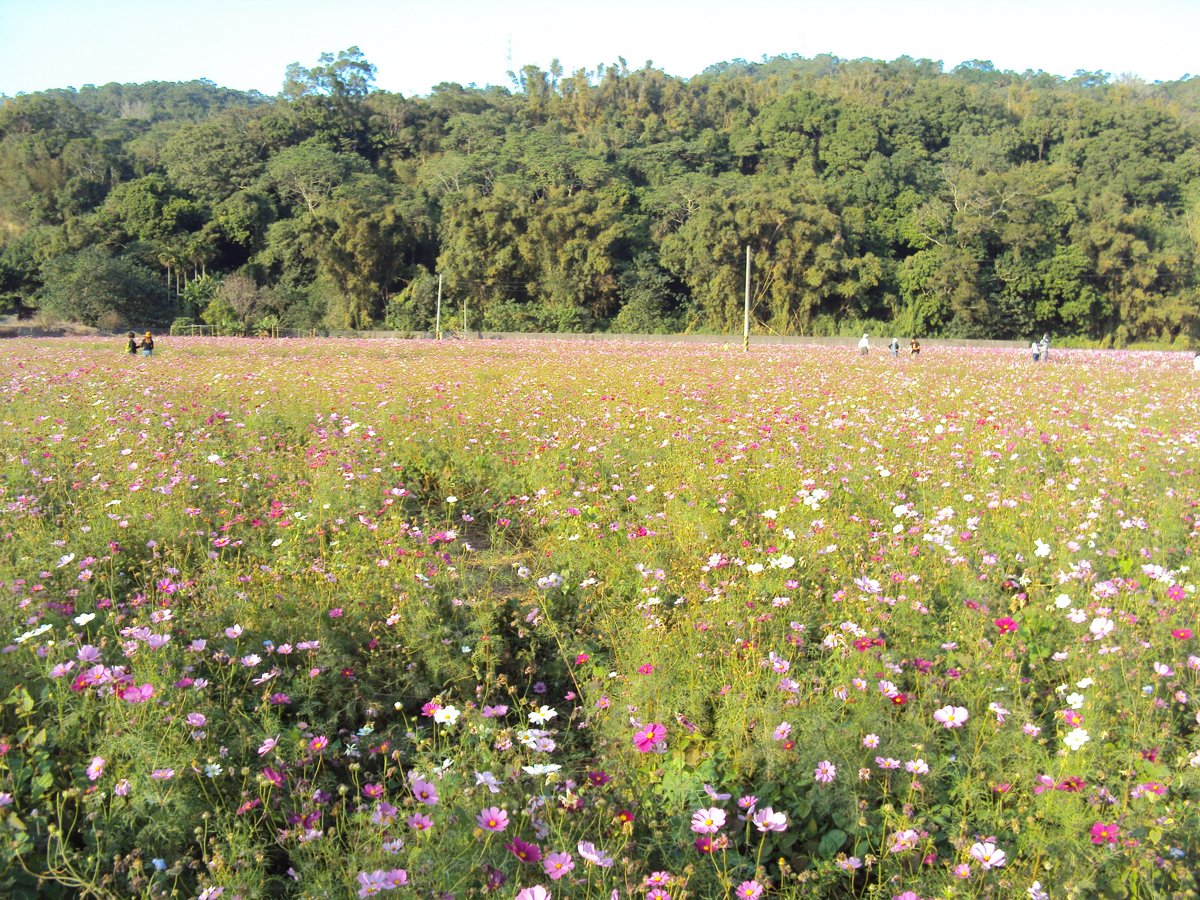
left=1063, top=728, right=1090, bottom=751
left=522, top=763, right=562, bottom=776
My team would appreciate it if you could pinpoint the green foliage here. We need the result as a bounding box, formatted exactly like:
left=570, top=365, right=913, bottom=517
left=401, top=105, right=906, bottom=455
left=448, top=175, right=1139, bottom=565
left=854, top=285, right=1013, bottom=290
left=36, top=246, right=162, bottom=327
left=3, top=50, right=1200, bottom=341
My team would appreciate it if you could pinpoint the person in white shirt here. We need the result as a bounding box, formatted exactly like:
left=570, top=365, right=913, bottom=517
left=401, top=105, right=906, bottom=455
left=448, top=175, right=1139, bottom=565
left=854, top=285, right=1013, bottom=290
left=858, top=333, right=869, bottom=356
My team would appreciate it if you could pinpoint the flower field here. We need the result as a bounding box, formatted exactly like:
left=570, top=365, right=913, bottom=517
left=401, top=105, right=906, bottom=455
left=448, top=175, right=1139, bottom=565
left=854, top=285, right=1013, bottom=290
left=1, top=337, right=1198, bottom=900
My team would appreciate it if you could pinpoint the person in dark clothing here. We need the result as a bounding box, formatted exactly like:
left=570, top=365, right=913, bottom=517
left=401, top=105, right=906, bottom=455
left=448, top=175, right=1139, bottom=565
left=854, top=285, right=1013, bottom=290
left=139, top=332, right=155, bottom=356
left=126, top=332, right=138, bottom=355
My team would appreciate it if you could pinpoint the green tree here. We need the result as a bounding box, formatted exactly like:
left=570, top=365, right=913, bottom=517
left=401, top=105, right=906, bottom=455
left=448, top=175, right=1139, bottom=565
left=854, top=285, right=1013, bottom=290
left=38, top=247, right=162, bottom=327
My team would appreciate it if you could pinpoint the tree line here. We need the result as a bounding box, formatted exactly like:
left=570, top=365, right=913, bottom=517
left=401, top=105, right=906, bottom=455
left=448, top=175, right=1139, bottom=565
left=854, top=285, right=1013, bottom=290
left=2, top=48, right=1199, bottom=344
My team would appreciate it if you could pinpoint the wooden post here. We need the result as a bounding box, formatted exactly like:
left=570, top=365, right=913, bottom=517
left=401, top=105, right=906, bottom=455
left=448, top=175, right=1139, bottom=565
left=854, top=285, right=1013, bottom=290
left=435, top=273, right=443, bottom=339
left=743, top=245, right=751, bottom=352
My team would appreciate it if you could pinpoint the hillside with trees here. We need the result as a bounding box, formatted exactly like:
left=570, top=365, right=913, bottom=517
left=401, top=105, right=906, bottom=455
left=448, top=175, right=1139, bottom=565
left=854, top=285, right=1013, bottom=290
left=2, top=48, right=1198, bottom=344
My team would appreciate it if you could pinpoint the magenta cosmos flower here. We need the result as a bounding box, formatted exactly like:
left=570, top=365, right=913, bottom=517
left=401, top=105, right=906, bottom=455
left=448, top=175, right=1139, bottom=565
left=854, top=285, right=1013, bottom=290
left=507, top=837, right=542, bottom=863
left=633, top=722, right=666, bottom=752
left=515, top=887, right=551, bottom=900
left=813, top=760, right=837, bottom=783
left=477, top=806, right=509, bottom=832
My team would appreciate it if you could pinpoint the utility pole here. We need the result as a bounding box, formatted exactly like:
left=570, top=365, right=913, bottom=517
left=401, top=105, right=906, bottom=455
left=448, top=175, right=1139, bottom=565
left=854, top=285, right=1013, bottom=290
left=743, top=245, right=751, bottom=352
left=435, top=273, right=442, bottom=339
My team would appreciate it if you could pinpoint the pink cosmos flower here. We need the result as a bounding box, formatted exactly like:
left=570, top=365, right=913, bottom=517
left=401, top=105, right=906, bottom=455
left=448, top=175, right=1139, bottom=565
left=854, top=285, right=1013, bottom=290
left=690, top=807, right=726, bottom=833
left=86, top=756, right=105, bottom=781
left=371, top=802, right=397, bottom=826
left=411, top=779, right=439, bottom=805
left=735, top=881, right=764, bottom=900
left=968, top=841, right=1006, bottom=869
left=751, top=806, right=787, bottom=832
left=889, top=829, right=921, bottom=853
left=633, top=722, right=666, bottom=752
left=933, top=705, right=969, bottom=728
left=577, top=841, right=613, bottom=867
left=477, top=806, right=509, bottom=832
left=120, top=683, right=154, bottom=703
left=515, top=888, right=551, bottom=900
left=814, top=760, right=837, bottom=783
left=542, top=851, right=575, bottom=880
left=1090, top=821, right=1119, bottom=844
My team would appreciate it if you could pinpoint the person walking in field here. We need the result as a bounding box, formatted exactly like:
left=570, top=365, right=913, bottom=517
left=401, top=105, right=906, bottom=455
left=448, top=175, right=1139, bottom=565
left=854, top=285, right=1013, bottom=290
left=1193, top=351, right=1200, bottom=372
left=139, top=331, right=155, bottom=356
left=889, top=337, right=900, bottom=357
left=1040, top=333, right=1050, bottom=362
left=910, top=337, right=920, bottom=356
left=858, top=333, right=870, bottom=356
left=1031, top=340, right=1040, bottom=363
left=126, top=331, right=138, bottom=355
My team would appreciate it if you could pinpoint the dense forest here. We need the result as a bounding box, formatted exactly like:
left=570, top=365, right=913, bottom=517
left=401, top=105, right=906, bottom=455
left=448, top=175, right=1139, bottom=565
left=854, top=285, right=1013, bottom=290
left=2, top=48, right=1199, bottom=343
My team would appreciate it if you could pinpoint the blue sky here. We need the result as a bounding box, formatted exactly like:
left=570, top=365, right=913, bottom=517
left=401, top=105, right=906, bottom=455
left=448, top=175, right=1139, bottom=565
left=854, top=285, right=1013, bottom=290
left=1, top=0, right=1196, bottom=98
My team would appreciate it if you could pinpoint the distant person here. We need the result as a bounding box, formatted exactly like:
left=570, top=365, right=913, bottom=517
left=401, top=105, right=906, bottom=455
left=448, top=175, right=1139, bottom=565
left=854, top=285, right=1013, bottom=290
left=1193, top=351, right=1200, bottom=372
left=139, top=331, right=155, bottom=356
left=1040, top=333, right=1050, bottom=362
left=910, top=337, right=921, bottom=356
left=1031, top=340, right=1040, bottom=363
left=858, top=333, right=870, bottom=356
left=889, top=336, right=900, bottom=357
left=125, top=331, right=138, bottom=355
